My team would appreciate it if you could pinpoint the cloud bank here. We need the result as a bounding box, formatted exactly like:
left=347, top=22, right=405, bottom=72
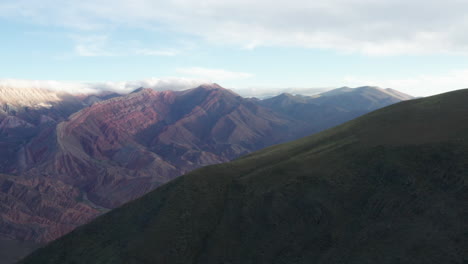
left=0, top=77, right=333, bottom=98
left=177, top=67, right=253, bottom=81
left=2, top=0, right=468, bottom=55
left=5, top=66, right=468, bottom=98
left=0, top=78, right=209, bottom=95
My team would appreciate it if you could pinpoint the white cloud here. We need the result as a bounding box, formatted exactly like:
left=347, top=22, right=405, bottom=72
left=0, top=78, right=331, bottom=98
left=135, top=49, right=179, bottom=56
left=5, top=70, right=467, bottom=98
left=71, top=35, right=115, bottom=57
left=176, top=67, right=253, bottom=81
left=0, top=78, right=209, bottom=95
left=2, top=0, right=468, bottom=55
left=343, top=69, right=468, bottom=97
left=69, top=35, right=181, bottom=57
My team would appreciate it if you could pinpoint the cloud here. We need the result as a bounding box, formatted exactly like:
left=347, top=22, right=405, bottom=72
left=343, top=69, right=468, bottom=96
left=0, top=78, right=209, bottom=95
left=135, top=49, right=179, bottom=56
left=6, top=70, right=467, bottom=99
left=2, top=0, right=468, bottom=55
left=0, top=77, right=330, bottom=98
left=69, top=35, right=181, bottom=57
left=176, top=67, right=253, bottom=81
left=71, top=35, right=115, bottom=57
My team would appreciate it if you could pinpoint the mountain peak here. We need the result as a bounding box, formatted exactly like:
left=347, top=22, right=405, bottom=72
left=184, top=83, right=240, bottom=98
left=197, top=83, right=224, bottom=90
left=278, top=92, right=295, bottom=98
left=130, top=87, right=147, bottom=94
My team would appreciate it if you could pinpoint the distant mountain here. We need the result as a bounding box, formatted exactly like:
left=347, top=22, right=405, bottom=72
left=21, top=89, right=467, bottom=264
left=79, top=91, right=122, bottom=106
left=260, top=86, right=413, bottom=133
left=0, top=84, right=411, bottom=247
left=314, top=86, right=413, bottom=105
left=239, top=87, right=331, bottom=98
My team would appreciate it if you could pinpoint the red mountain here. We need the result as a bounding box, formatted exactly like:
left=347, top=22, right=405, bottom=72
left=0, top=84, right=411, bottom=246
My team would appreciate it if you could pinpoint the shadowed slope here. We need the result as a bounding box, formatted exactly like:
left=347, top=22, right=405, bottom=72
left=21, top=89, right=468, bottom=264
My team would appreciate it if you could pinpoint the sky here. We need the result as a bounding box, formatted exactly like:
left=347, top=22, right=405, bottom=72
left=1, top=0, right=468, bottom=97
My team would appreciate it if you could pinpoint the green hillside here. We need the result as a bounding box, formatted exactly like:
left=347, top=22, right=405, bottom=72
left=21, top=89, right=468, bottom=264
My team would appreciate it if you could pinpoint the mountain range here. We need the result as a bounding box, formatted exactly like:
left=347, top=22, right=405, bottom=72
left=0, top=83, right=411, bottom=250
left=20, top=88, right=467, bottom=264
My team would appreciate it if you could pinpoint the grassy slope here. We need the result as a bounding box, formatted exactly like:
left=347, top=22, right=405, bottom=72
left=0, top=239, right=41, bottom=264
left=21, top=90, right=468, bottom=264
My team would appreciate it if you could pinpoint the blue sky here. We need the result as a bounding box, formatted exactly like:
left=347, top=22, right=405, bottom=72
left=1, top=0, right=468, bottom=97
